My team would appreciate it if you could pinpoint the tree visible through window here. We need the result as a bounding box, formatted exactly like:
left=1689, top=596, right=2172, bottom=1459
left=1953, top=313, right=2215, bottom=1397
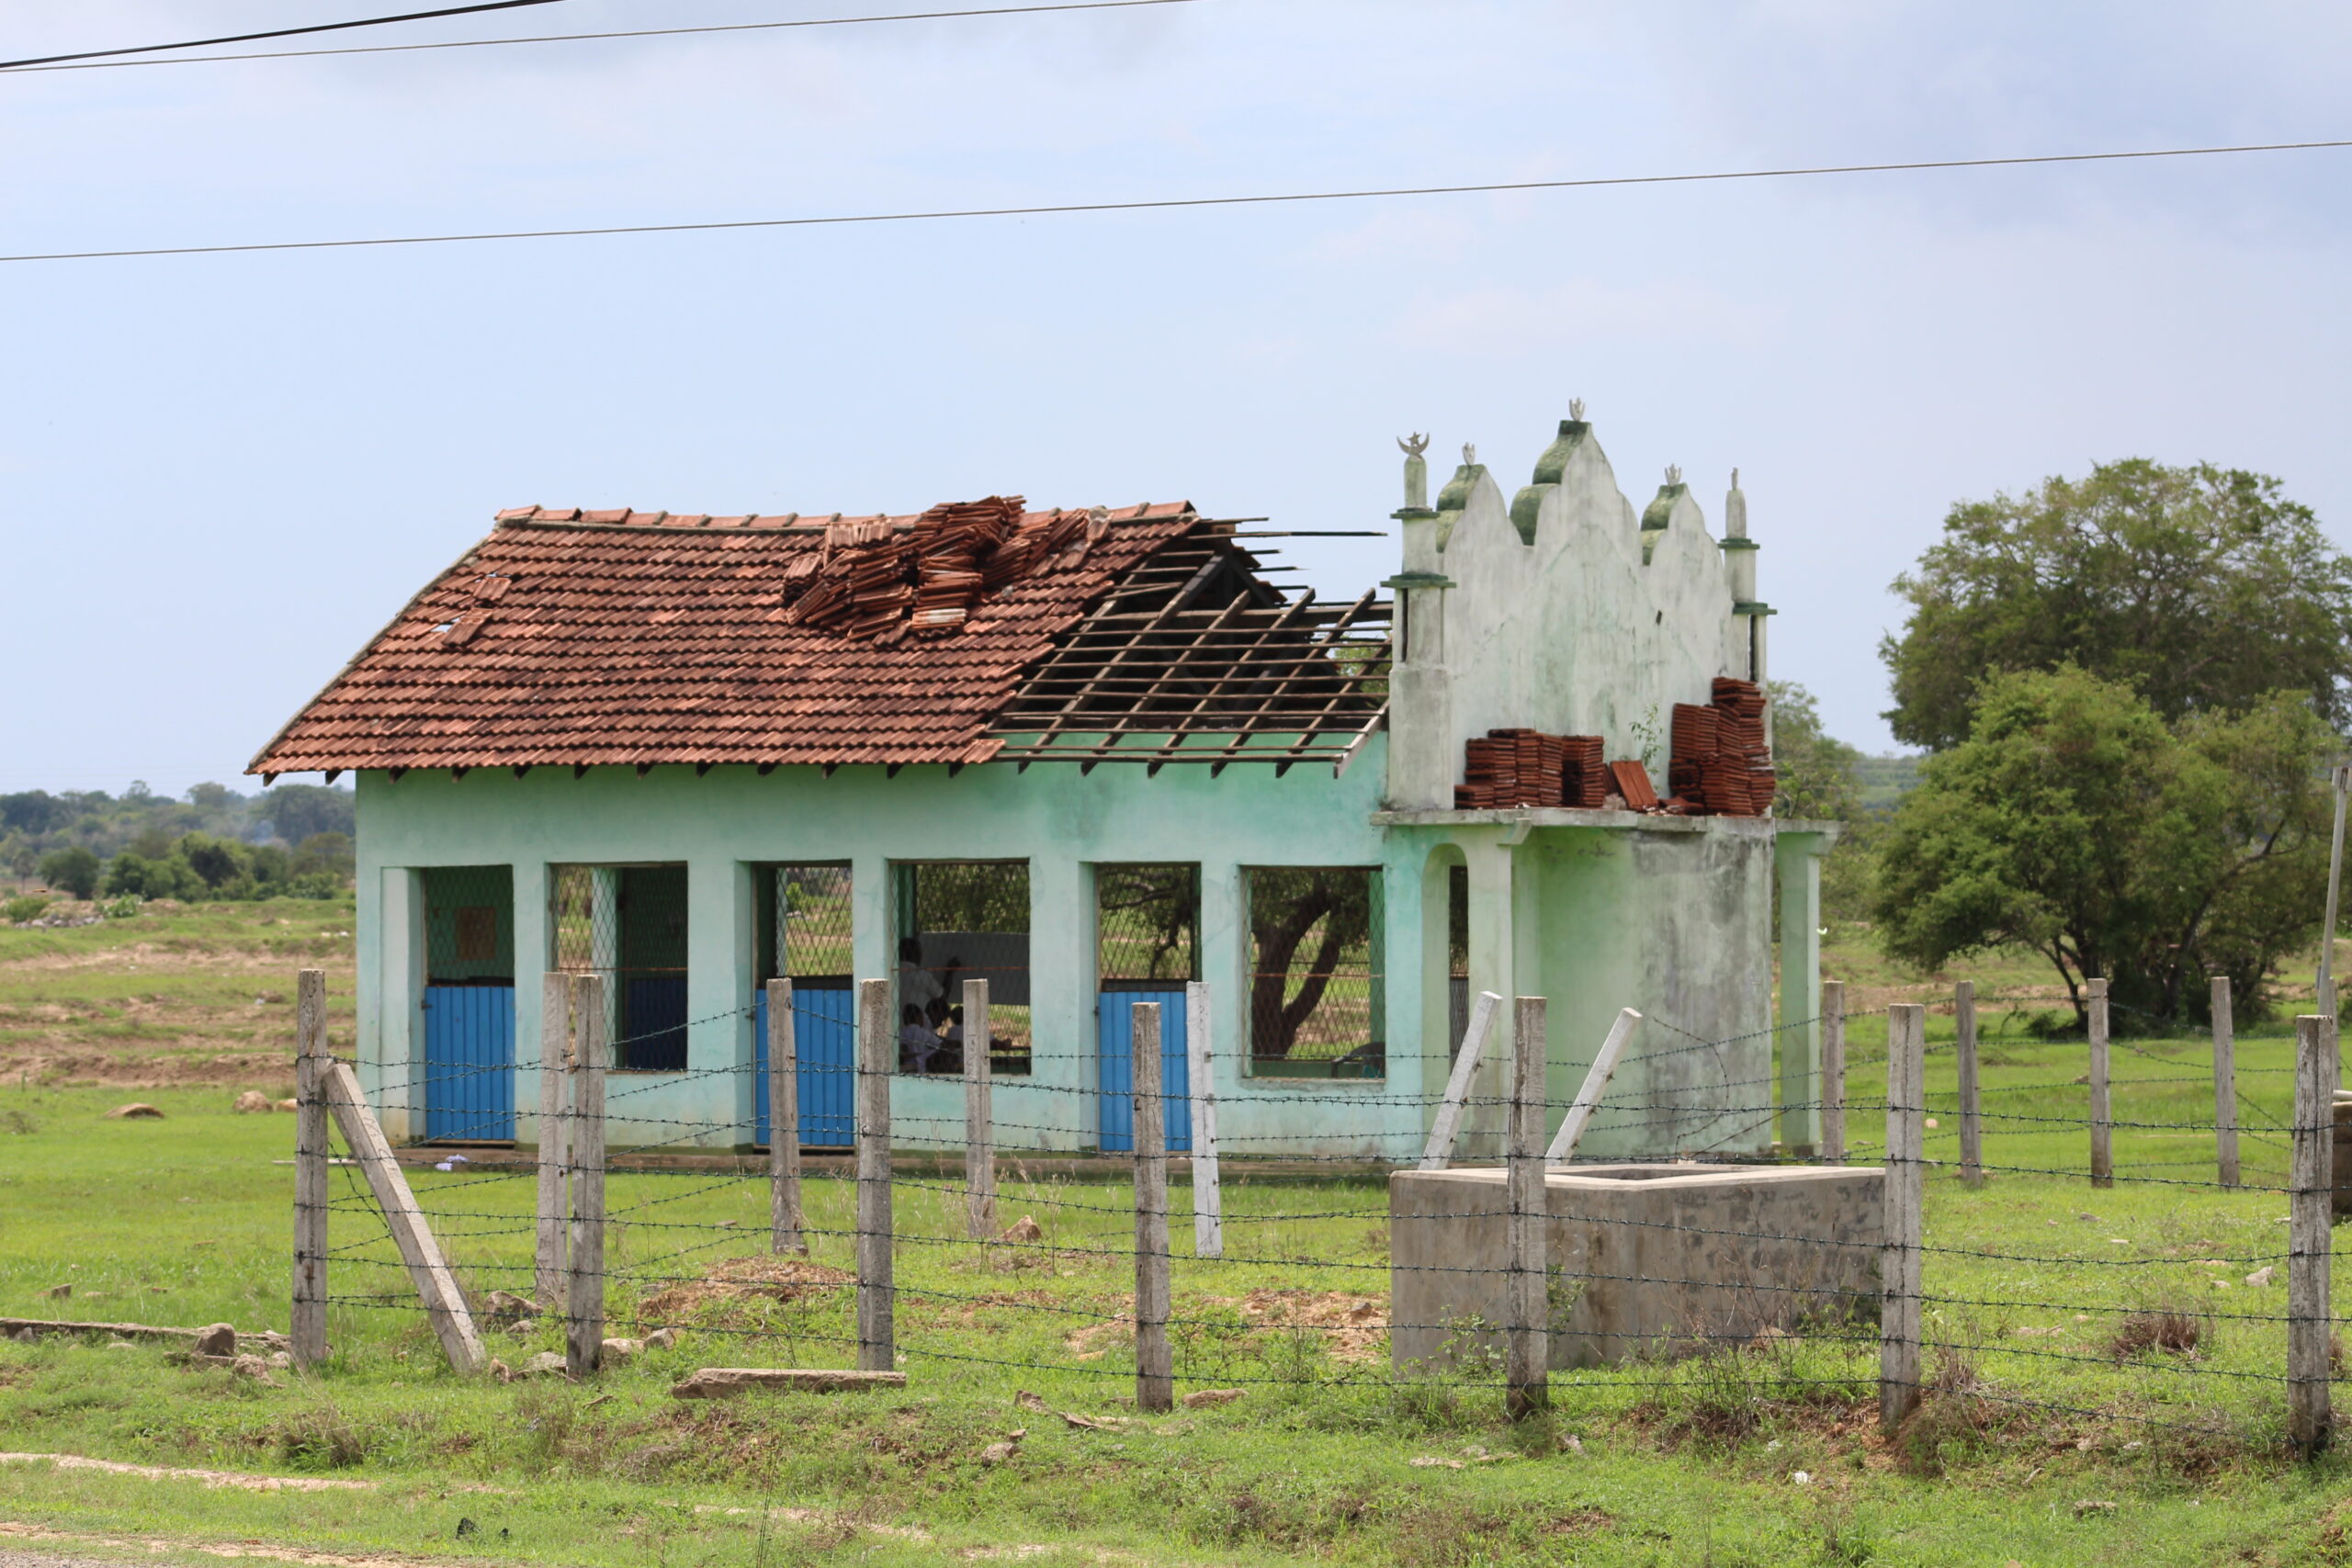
left=1247, top=866, right=1383, bottom=1077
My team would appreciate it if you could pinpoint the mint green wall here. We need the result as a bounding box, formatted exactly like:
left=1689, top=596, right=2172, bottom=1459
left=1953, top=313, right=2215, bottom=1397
left=354, top=740, right=1427, bottom=1155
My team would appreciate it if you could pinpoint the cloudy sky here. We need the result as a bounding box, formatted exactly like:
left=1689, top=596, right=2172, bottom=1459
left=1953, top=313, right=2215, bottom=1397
left=3, top=0, right=2346, bottom=795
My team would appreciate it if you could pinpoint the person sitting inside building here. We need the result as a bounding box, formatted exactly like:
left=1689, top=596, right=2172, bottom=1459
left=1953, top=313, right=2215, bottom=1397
left=899, top=1003, right=944, bottom=1074
left=898, top=937, right=944, bottom=1020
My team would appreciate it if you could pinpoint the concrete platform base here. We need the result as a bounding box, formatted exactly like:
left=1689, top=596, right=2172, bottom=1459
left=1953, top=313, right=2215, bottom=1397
left=1390, top=1162, right=1884, bottom=1371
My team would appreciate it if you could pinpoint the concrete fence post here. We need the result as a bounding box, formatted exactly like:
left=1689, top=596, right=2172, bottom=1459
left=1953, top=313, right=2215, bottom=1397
left=1955, top=980, right=1983, bottom=1189
left=1819, top=980, right=1846, bottom=1165
left=1131, top=1001, right=1173, bottom=1413
left=2290, top=1013, right=2335, bottom=1453
left=2212, top=976, right=2239, bottom=1190
left=964, top=978, right=995, bottom=1243
left=1505, top=995, right=1549, bottom=1419
left=1420, top=990, right=1499, bottom=1171
left=2087, top=978, right=2113, bottom=1190
left=536, top=973, right=572, bottom=1305
left=855, top=977, right=895, bottom=1374
left=1186, top=981, right=1222, bottom=1259
left=768, top=978, right=804, bottom=1255
left=291, top=967, right=330, bottom=1370
left=1880, top=1002, right=1925, bottom=1432
left=565, top=974, right=606, bottom=1380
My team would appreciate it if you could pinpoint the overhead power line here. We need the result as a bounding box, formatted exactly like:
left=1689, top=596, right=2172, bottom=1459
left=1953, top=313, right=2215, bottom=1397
left=3, top=137, right=2345, bottom=266
left=0, top=0, right=573, bottom=71
left=1, top=0, right=1196, bottom=74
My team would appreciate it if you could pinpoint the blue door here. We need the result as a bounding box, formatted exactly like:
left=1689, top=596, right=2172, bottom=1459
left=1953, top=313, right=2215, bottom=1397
left=754, top=985, right=857, bottom=1147
left=1098, top=989, right=1191, bottom=1153
left=422, top=984, right=515, bottom=1141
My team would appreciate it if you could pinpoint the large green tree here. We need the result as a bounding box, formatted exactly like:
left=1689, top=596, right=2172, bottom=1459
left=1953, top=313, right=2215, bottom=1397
left=1872, top=666, right=2335, bottom=1025
left=1881, top=460, right=2352, bottom=750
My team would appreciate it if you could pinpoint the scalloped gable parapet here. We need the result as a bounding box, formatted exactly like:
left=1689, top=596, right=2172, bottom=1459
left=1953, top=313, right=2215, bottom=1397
left=1383, top=412, right=1767, bottom=810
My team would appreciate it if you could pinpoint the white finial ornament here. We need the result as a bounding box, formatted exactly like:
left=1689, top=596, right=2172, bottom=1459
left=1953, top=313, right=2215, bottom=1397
left=1397, top=433, right=1429, bottom=459
left=1664, top=464, right=1682, bottom=487
left=1731, top=467, right=1740, bottom=489
left=1569, top=398, right=1586, bottom=421
left=1462, top=443, right=1477, bottom=466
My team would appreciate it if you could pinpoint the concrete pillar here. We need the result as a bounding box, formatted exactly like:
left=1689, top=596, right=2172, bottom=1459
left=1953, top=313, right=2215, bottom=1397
left=1029, top=848, right=1090, bottom=1150
left=1461, top=833, right=1519, bottom=1160
left=682, top=856, right=753, bottom=1135
left=376, top=866, right=425, bottom=1142
left=512, top=858, right=549, bottom=1144
left=1199, top=861, right=1246, bottom=1131
left=1774, top=832, right=1830, bottom=1154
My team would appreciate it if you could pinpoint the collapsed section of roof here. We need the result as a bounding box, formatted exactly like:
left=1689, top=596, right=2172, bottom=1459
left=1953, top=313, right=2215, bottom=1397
left=247, top=498, right=1391, bottom=777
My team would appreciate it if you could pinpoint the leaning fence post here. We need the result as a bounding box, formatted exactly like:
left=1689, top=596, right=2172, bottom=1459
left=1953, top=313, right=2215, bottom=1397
left=769, top=978, right=804, bottom=1255
left=963, top=978, right=995, bottom=1243
left=291, top=967, right=330, bottom=1370
left=1132, top=1001, right=1174, bottom=1413
left=2290, top=1012, right=2335, bottom=1453
left=1819, top=981, right=1847, bottom=1165
left=2087, top=978, right=2113, bottom=1189
left=1955, top=980, right=1983, bottom=1189
left=2212, top=976, right=2239, bottom=1190
left=855, top=977, right=895, bottom=1374
left=1879, top=1002, right=1925, bottom=1431
left=1420, top=990, right=1499, bottom=1171
left=1506, top=995, right=1549, bottom=1419
left=566, top=974, right=607, bottom=1379
left=1544, top=1008, right=1641, bottom=1163
left=1186, top=981, right=1221, bottom=1259
left=536, top=973, right=572, bottom=1305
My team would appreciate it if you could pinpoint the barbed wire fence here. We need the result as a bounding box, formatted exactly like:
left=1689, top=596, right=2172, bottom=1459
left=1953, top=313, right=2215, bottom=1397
left=288, top=964, right=2344, bottom=1457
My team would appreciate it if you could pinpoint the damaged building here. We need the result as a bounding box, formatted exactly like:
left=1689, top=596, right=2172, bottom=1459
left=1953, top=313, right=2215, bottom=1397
left=249, top=412, right=1837, bottom=1158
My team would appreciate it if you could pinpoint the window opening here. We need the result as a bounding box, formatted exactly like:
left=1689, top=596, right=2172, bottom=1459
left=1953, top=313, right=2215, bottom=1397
left=1246, top=866, right=1385, bottom=1078
left=551, top=863, right=689, bottom=1072
left=895, top=861, right=1030, bottom=1077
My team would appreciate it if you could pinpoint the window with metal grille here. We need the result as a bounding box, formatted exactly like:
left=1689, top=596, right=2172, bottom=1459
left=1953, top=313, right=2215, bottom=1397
left=1096, top=864, right=1198, bottom=987
left=1246, top=866, right=1384, bottom=1078
left=550, top=863, right=690, bottom=1072
left=894, top=861, right=1030, bottom=1077
left=424, top=864, right=514, bottom=986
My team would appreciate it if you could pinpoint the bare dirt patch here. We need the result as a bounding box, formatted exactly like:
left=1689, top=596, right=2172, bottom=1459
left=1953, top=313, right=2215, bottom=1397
left=635, top=1254, right=854, bottom=1322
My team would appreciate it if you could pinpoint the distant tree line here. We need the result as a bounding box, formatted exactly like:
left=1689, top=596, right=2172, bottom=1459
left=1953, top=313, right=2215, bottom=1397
left=4, top=781, right=355, bottom=903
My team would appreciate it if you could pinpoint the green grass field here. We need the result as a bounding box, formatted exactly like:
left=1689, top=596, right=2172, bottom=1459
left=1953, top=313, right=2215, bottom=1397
left=3, top=904, right=2350, bottom=1565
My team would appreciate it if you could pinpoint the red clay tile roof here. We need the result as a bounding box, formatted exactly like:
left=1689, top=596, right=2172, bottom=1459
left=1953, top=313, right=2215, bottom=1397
left=248, top=499, right=1216, bottom=775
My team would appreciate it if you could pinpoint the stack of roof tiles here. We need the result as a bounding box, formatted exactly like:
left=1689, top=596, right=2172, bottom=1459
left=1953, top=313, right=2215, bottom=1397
left=246, top=497, right=1220, bottom=774
left=1453, top=728, right=1609, bottom=809
left=1665, top=678, right=1776, bottom=816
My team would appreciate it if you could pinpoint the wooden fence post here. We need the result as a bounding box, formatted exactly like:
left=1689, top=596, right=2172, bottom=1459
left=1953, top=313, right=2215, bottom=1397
left=566, top=974, right=606, bottom=1379
left=2290, top=1013, right=2335, bottom=1453
left=1955, top=980, right=1983, bottom=1189
left=1880, top=1002, right=1925, bottom=1431
left=1506, top=996, right=1549, bottom=1419
left=964, top=978, right=995, bottom=1243
left=855, top=977, right=895, bottom=1374
left=1544, top=1008, right=1642, bottom=1163
left=323, top=1059, right=485, bottom=1375
left=1819, top=981, right=1846, bottom=1165
left=1420, top=990, right=1499, bottom=1171
left=291, top=967, right=330, bottom=1370
left=2212, top=976, right=2239, bottom=1190
left=1186, top=980, right=1221, bottom=1259
left=768, top=978, right=804, bottom=1254
left=1132, top=1001, right=1173, bottom=1413
left=2087, top=978, right=2112, bottom=1189
left=536, top=973, right=571, bottom=1305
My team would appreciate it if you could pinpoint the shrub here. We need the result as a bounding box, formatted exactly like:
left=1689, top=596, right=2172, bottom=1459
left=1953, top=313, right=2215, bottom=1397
left=2, top=894, right=51, bottom=923
left=36, top=845, right=98, bottom=898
